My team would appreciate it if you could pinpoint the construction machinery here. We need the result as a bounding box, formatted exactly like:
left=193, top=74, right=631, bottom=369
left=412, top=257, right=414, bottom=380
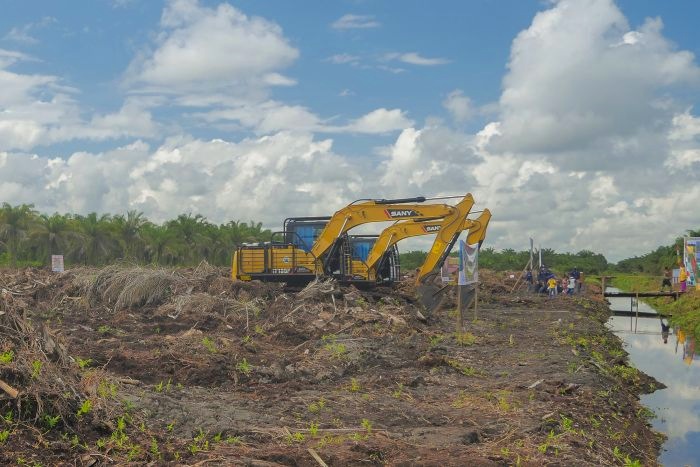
left=415, top=208, right=491, bottom=311
left=362, top=209, right=492, bottom=282
left=231, top=193, right=488, bottom=313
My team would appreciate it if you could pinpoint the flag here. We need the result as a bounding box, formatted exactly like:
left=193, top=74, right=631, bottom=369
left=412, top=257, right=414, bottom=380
left=458, top=240, right=479, bottom=285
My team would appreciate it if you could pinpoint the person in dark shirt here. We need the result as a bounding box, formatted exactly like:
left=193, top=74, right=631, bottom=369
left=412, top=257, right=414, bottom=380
left=660, top=267, right=673, bottom=292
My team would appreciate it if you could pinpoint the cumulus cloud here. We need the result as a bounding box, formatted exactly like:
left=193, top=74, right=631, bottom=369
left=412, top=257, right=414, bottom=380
left=331, top=14, right=380, bottom=30
left=344, top=108, right=414, bottom=134
left=125, top=0, right=298, bottom=96
left=443, top=89, right=473, bottom=123
left=0, top=52, right=156, bottom=151
left=488, top=0, right=700, bottom=166
left=378, top=126, right=480, bottom=193
left=0, top=133, right=362, bottom=225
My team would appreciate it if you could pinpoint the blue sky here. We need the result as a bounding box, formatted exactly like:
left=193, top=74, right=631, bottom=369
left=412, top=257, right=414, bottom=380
left=1, top=0, right=699, bottom=259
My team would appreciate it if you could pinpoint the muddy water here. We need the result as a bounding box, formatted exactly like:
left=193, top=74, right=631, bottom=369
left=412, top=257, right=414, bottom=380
left=606, top=288, right=700, bottom=466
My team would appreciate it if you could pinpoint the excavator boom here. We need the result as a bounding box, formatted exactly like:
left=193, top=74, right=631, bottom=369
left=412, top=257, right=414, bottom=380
left=364, top=206, right=476, bottom=271
left=310, top=194, right=474, bottom=267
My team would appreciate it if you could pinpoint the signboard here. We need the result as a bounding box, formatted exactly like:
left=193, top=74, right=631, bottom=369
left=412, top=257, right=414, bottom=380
left=683, top=237, right=699, bottom=288
left=441, top=257, right=460, bottom=284
left=458, top=240, right=479, bottom=286
left=51, top=255, right=64, bottom=273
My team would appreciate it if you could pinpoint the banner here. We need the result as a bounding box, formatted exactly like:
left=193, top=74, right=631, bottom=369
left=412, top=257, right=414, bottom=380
left=458, top=240, right=479, bottom=285
left=51, top=255, right=64, bottom=273
left=684, top=238, right=699, bottom=287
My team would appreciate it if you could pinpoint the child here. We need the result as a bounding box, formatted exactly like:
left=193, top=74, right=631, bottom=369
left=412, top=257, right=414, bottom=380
left=679, top=266, right=688, bottom=293
left=547, top=277, right=557, bottom=298
left=568, top=276, right=576, bottom=295
left=561, top=276, right=568, bottom=295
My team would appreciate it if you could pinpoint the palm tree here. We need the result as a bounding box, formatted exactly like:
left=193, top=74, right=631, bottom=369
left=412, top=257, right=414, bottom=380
left=142, top=224, right=181, bottom=265
left=74, top=213, right=118, bottom=265
left=165, top=214, right=211, bottom=264
left=30, top=213, right=84, bottom=265
left=113, top=210, right=147, bottom=260
left=0, top=203, right=38, bottom=267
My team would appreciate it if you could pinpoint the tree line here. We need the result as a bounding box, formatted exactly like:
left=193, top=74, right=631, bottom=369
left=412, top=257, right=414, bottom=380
left=615, top=230, right=700, bottom=274
left=399, top=247, right=610, bottom=274
left=3, top=202, right=696, bottom=274
left=0, top=203, right=272, bottom=267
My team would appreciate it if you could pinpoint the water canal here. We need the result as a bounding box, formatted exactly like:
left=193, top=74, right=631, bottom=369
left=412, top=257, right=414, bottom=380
left=606, top=288, right=700, bottom=466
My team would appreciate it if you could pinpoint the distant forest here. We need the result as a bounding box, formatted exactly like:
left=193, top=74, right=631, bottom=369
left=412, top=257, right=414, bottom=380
left=0, top=203, right=272, bottom=267
left=399, top=248, right=609, bottom=274
left=1, top=203, right=697, bottom=274
left=400, top=230, right=700, bottom=275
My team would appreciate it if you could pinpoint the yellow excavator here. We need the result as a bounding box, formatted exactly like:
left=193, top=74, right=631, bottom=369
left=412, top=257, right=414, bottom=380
left=415, top=208, right=491, bottom=311
left=231, top=193, right=486, bottom=313
left=361, top=209, right=492, bottom=282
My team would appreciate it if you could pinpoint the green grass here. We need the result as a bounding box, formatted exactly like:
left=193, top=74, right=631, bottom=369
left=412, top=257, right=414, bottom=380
left=612, top=274, right=700, bottom=340
left=610, top=274, right=660, bottom=292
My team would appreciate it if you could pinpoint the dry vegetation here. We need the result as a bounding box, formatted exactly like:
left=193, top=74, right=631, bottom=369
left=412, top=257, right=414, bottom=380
left=0, top=264, right=663, bottom=465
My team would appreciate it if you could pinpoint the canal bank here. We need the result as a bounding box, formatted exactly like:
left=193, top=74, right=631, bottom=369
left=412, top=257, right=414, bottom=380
left=607, top=288, right=700, bottom=466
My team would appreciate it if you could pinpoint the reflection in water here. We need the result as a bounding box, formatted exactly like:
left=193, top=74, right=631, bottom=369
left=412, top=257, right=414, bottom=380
left=677, top=329, right=698, bottom=366
left=606, top=288, right=700, bottom=466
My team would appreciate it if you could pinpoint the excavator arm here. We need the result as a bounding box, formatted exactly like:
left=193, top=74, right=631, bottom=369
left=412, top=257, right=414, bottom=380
left=415, top=208, right=492, bottom=313
left=310, top=194, right=475, bottom=267
left=364, top=211, right=476, bottom=272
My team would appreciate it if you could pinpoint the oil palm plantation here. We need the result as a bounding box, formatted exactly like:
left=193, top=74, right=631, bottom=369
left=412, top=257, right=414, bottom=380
left=0, top=203, right=39, bottom=267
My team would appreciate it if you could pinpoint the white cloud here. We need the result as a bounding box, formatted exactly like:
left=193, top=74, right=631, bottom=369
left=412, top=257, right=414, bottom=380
left=3, top=17, right=56, bottom=45
left=326, top=53, right=361, bottom=65
left=0, top=51, right=156, bottom=150
left=331, top=14, right=380, bottom=30
left=443, top=89, right=473, bottom=123
left=378, top=126, right=480, bottom=193
left=344, top=108, right=414, bottom=134
left=0, top=133, right=362, bottom=225
left=125, top=0, right=298, bottom=96
left=665, top=111, right=700, bottom=168
left=195, top=102, right=412, bottom=135
left=488, top=0, right=700, bottom=165
left=394, top=52, right=451, bottom=66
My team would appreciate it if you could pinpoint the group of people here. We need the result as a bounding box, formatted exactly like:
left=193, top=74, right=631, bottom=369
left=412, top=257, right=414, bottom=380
left=526, top=266, right=583, bottom=297
left=660, top=265, right=690, bottom=293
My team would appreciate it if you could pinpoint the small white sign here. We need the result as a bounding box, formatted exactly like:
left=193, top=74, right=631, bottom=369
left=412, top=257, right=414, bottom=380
left=51, top=255, right=64, bottom=273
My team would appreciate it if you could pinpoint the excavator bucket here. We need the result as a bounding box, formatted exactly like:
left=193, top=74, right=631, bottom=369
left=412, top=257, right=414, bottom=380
left=416, top=272, right=450, bottom=315
left=414, top=208, right=492, bottom=316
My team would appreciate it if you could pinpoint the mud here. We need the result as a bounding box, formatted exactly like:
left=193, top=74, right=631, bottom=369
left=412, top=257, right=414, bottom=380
left=0, top=266, right=663, bottom=465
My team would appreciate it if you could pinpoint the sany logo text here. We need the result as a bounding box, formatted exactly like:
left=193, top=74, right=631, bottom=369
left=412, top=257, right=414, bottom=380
left=385, top=209, right=421, bottom=218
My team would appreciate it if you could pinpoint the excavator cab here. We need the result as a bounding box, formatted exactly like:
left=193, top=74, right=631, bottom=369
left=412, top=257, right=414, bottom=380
left=339, top=235, right=399, bottom=284
left=283, top=217, right=331, bottom=252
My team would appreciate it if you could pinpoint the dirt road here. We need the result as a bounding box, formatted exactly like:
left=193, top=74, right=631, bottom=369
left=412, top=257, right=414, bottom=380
left=0, top=266, right=662, bottom=465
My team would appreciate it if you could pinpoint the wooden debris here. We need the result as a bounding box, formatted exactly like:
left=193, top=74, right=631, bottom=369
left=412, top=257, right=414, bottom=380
left=0, top=378, right=19, bottom=399
left=307, top=448, right=329, bottom=467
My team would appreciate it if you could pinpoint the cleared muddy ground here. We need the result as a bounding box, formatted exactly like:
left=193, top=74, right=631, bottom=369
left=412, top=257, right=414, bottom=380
left=1, top=266, right=663, bottom=465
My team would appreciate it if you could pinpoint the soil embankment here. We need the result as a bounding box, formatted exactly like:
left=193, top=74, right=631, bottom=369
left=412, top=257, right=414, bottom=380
left=1, top=266, right=663, bottom=465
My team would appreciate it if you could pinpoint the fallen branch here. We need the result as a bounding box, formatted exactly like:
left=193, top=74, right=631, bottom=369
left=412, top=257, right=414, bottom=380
left=307, top=448, right=329, bottom=467
left=0, top=378, right=19, bottom=398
